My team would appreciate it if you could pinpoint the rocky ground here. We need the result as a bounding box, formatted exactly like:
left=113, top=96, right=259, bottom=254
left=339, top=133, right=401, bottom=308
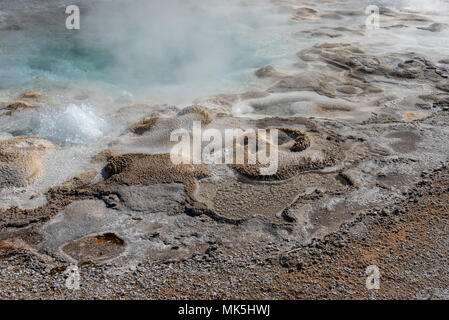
left=1, top=0, right=449, bottom=299
left=1, top=162, right=448, bottom=299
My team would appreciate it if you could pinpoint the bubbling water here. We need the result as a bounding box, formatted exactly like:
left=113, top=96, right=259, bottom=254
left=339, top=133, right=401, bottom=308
left=0, top=104, right=107, bottom=146
left=1, top=0, right=449, bottom=145
left=0, top=0, right=296, bottom=103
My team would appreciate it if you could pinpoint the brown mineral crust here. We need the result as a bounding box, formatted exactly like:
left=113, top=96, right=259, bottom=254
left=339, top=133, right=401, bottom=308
left=249, top=116, right=319, bottom=133
left=292, top=7, right=319, bottom=21
left=231, top=154, right=336, bottom=181
left=0, top=101, right=40, bottom=117
left=19, top=92, right=42, bottom=100
left=436, top=81, right=449, bottom=93
left=230, top=127, right=343, bottom=181
left=380, top=7, right=431, bottom=22
left=3, top=1, right=449, bottom=300
left=255, top=63, right=382, bottom=99
left=316, top=103, right=353, bottom=114
left=1, top=152, right=211, bottom=232
left=417, top=23, right=448, bottom=33
left=255, top=66, right=287, bottom=79
left=61, top=232, right=125, bottom=263
left=0, top=169, right=100, bottom=231
left=0, top=137, right=55, bottom=187
left=102, top=153, right=211, bottom=186
left=299, top=43, right=448, bottom=84
left=127, top=117, right=159, bottom=135
left=125, top=105, right=214, bottom=138
left=0, top=202, right=69, bottom=231
left=278, top=128, right=311, bottom=152
left=271, top=165, right=449, bottom=299
left=336, top=85, right=359, bottom=94
left=267, top=71, right=337, bottom=98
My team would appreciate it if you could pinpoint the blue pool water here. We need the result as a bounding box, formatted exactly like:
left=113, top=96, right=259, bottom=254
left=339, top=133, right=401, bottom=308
left=0, top=0, right=297, bottom=102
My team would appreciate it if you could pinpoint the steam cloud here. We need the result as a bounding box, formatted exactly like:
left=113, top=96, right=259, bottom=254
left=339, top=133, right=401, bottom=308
left=74, top=0, right=279, bottom=98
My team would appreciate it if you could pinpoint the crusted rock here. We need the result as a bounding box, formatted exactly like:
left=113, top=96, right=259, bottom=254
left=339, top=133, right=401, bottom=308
left=127, top=117, right=159, bottom=135
left=1, top=101, right=39, bottom=117
left=103, top=153, right=211, bottom=187
left=0, top=137, right=55, bottom=187
left=177, top=105, right=214, bottom=125
left=19, top=92, right=42, bottom=100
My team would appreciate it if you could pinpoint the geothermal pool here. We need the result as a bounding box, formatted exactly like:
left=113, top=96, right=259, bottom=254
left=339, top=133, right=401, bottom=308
left=1, top=0, right=449, bottom=207
left=1, top=0, right=449, bottom=197
left=0, top=0, right=301, bottom=103
left=0, top=1, right=447, bottom=120
left=1, top=0, right=449, bottom=103
left=2, top=0, right=449, bottom=298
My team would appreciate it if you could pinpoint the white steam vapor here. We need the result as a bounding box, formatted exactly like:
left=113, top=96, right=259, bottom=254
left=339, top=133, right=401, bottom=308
left=79, top=0, right=278, bottom=96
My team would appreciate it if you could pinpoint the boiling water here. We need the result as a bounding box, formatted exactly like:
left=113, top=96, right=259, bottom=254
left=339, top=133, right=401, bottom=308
left=0, top=0, right=299, bottom=103
left=1, top=0, right=449, bottom=206
left=2, top=0, right=449, bottom=103
left=1, top=0, right=449, bottom=139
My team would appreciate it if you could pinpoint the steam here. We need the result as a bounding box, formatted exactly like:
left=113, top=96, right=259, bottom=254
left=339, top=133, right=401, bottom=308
left=75, top=0, right=281, bottom=99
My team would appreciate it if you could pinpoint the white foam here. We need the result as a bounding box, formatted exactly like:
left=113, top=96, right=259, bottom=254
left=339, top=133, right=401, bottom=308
left=0, top=104, right=107, bottom=146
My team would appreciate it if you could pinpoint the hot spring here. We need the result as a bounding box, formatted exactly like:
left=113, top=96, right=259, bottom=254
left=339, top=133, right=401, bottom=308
left=2, top=0, right=449, bottom=104
left=1, top=0, right=449, bottom=157
left=0, top=0, right=300, bottom=103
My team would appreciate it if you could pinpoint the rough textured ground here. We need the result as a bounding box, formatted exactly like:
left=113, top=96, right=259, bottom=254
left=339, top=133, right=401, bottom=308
left=1, top=0, right=449, bottom=300
left=0, top=164, right=448, bottom=299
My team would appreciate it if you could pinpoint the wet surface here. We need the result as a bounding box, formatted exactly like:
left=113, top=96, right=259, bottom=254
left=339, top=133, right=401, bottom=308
left=1, top=0, right=449, bottom=299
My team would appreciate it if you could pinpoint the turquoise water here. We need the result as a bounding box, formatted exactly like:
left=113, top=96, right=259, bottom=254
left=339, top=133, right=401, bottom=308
left=1, top=0, right=449, bottom=101
left=0, top=0, right=301, bottom=146
left=0, top=0, right=297, bottom=102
